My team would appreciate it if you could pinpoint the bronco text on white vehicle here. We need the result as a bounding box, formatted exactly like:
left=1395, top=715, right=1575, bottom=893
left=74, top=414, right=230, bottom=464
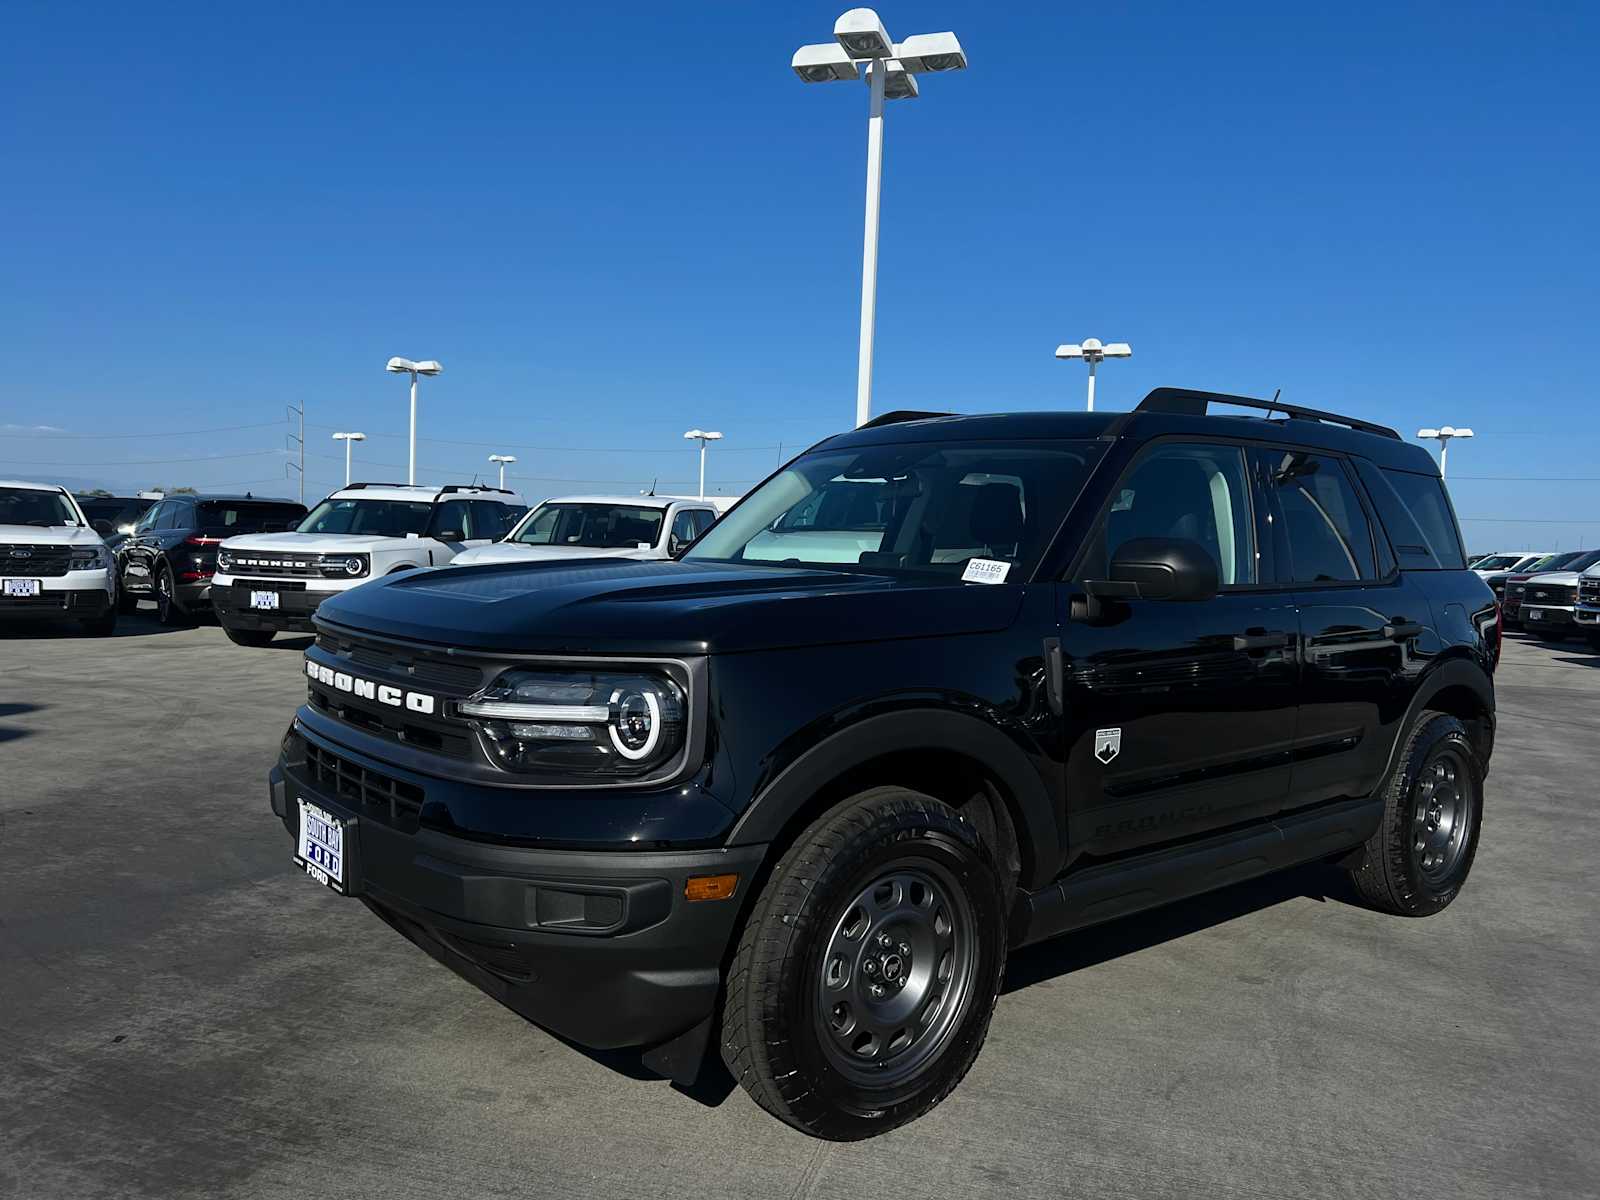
left=211, top=482, right=524, bottom=646
left=0, top=479, right=118, bottom=636
left=449, top=494, right=726, bottom=568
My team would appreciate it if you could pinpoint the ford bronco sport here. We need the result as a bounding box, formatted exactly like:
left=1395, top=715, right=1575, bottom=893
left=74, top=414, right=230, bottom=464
left=269, top=389, right=1497, bottom=1140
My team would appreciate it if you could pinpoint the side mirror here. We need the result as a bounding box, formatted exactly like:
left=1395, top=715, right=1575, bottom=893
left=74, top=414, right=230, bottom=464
left=668, top=533, right=685, bottom=559
left=1087, top=537, right=1218, bottom=603
left=91, top=519, right=115, bottom=536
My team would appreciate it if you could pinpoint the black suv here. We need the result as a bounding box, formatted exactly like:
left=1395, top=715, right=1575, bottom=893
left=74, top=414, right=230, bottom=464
left=119, top=493, right=306, bottom=624
left=269, top=390, right=1496, bottom=1140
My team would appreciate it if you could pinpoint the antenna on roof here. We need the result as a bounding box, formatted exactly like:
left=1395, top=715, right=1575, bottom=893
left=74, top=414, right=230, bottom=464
left=1268, top=388, right=1283, bottom=418
left=647, top=477, right=658, bottom=496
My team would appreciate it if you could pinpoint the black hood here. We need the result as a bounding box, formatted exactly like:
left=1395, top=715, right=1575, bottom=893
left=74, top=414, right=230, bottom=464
left=316, top=558, right=1023, bottom=655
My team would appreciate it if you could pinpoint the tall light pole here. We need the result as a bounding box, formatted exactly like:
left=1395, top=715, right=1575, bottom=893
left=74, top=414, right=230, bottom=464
left=487, top=454, right=516, bottom=489
left=1055, top=339, right=1133, bottom=412
left=385, top=357, right=442, bottom=485
left=683, top=429, right=723, bottom=500
left=793, top=12, right=969, bottom=428
left=331, top=431, right=367, bottom=487
left=1417, top=425, right=1474, bottom=478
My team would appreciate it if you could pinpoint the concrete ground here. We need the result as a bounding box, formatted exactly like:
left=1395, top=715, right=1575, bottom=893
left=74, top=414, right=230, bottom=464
left=2, top=613, right=1597, bottom=1200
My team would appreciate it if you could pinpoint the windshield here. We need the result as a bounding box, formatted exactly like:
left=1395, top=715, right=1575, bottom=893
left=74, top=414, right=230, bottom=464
left=685, top=439, right=1103, bottom=578
left=511, top=502, right=666, bottom=549
left=198, top=501, right=305, bottom=534
left=297, top=497, right=434, bottom=537
left=1563, top=550, right=1600, bottom=572
left=1474, top=554, right=1522, bottom=570
left=0, top=486, right=79, bottom=528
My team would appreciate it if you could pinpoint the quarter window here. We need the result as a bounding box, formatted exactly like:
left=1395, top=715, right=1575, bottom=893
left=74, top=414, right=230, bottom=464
left=1086, top=443, right=1256, bottom=586
left=428, top=499, right=475, bottom=540
left=1380, top=468, right=1466, bottom=570
left=1271, top=452, right=1376, bottom=583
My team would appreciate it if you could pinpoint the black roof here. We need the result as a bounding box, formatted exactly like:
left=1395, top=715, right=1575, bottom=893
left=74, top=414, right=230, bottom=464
left=824, top=388, right=1437, bottom=474
left=168, top=493, right=304, bottom=505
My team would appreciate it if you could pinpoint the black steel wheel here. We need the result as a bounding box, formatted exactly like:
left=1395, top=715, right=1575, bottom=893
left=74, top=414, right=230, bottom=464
left=722, top=786, right=1007, bottom=1140
left=1346, top=711, right=1483, bottom=916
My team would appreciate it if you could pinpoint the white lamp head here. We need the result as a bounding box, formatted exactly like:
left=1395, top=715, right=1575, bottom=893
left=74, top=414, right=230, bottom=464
left=1417, top=428, right=1440, bottom=439
left=882, top=60, right=919, bottom=100
left=386, top=357, right=415, bottom=373
left=835, top=8, right=894, bottom=59
left=1055, top=344, right=1085, bottom=360
left=488, top=454, right=517, bottom=465
left=683, top=429, right=724, bottom=442
left=331, top=431, right=367, bottom=442
left=1103, top=343, right=1133, bottom=358
left=895, top=32, right=967, bottom=73
left=386, top=356, right=442, bottom=376
left=793, top=42, right=860, bottom=83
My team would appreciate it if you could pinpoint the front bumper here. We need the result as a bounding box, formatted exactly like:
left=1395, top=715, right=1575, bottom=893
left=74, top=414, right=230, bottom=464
left=270, top=725, right=765, bottom=1052
left=1520, top=605, right=1576, bottom=630
left=213, top=580, right=331, bottom=632
left=0, top=570, right=114, bottom=620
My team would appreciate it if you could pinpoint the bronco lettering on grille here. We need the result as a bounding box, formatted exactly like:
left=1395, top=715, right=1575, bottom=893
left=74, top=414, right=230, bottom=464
left=305, top=660, right=436, bottom=714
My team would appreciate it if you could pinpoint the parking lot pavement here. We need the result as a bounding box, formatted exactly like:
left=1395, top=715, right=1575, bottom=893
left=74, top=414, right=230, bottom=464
left=3, top=617, right=1598, bottom=1200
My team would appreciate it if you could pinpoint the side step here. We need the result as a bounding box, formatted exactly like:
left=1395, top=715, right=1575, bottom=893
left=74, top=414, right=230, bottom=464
left=1015, top=797, right=1381, bottom=947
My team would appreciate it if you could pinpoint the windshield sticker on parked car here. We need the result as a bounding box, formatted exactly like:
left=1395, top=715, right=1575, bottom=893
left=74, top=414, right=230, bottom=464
left=962, top=558, right=1011, bottom=584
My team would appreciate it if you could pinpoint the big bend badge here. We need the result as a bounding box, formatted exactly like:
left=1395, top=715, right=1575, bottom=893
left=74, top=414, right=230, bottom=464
left=1094, top=727, right=1121, bottom=764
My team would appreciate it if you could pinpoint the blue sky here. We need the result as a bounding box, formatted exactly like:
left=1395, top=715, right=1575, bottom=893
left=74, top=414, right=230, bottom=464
left=3, top=1, right=1596, bottom=550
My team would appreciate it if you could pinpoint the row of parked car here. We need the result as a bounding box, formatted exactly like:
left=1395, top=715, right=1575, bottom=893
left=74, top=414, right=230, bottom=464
left=0, top=478, right=731, bottom=640
left=1469, top=548, right=1600, bottom=645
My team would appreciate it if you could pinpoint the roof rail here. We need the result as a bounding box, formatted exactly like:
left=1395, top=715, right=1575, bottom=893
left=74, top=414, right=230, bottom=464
left=1135, top=387, right=1401, bottom=440
left=858, top=410, right=955, bottom=430
left=340, top=481, right=414, bottom=490
left=439, top=483, right=515, bottom=496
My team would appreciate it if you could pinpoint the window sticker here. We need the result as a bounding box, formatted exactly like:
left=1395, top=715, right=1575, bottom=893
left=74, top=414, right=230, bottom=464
left=962, top=557, right=1011, bottom=584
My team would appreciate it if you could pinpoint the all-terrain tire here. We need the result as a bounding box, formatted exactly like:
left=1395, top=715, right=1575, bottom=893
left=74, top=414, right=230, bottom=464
left=721, top=786, right=1007, bottom=1140
left=1344, top=711, right=1483, bottom=916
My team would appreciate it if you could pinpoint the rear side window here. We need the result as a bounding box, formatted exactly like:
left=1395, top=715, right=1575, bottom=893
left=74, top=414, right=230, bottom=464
left=470, top=500, right=514, bottom=538
left=1377, top=467, right=1466, bottom=570
left=1269, top=452, right=1376, bottom=583
left=197, top=502, right=304, bottom=533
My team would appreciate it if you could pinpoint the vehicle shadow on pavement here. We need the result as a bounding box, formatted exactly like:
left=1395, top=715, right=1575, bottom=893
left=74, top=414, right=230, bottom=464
left=0, top=701, right=44, bottom=744
left=1552, top=655, right=1600, bottom=667
left=1002, top=861, right=1356, bottom=995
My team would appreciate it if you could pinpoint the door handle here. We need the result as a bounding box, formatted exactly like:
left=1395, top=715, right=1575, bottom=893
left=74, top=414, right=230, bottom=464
left=1383, top=621, right=1424, bottom=641
left=1232, top=631, right=1288, bottom=652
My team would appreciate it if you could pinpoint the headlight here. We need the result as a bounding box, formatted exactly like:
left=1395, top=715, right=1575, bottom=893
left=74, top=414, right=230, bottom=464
left=69, top=546, right=109, bottom=571
left=218, top=548, right=235, bottom=572
left=456, top=668, right=686, bottom=778
left=320, top=554, right=368, bottom=578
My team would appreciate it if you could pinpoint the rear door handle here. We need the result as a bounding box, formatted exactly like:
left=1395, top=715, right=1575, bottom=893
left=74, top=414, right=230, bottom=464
left=1233, top=631, right=1288, bottom=651
left=1384, top=621, right=1424, bottom=641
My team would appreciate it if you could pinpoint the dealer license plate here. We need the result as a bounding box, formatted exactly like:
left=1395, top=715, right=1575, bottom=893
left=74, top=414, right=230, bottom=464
left=250, top=590, right=280, bottom=610
left=3, top=579, right=41, bottom=598
left=1528, top=609, right=1543, bottom=621
left=295, top=799, right=348, bottom=892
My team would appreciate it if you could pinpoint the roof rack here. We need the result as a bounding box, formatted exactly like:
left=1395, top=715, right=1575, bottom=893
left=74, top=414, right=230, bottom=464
left=1135, top=387, right=1401, bottom=440
left=858, top=410, right=955, bottom=429
left=439, top=483, right=515, bottom=496
left=341, top=481, right=414, bottom=490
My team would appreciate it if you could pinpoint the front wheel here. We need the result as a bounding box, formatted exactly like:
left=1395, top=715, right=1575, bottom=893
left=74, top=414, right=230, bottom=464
left=721, top=787, right=1007, bottom=1140
left=222, top=624, right=276, bottom=647
left=1344, top=711, right=1483, bottom=916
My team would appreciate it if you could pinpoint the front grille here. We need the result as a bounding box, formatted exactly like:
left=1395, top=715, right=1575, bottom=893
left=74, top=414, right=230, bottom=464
left=304, top=742, right=424, bottom=832
left=0, top=544, right=74, bottom=577
left=1526, top=584, right=1575, bottom=606
left=307, top=687, right=474, bottom=757
left=225, top=554, right=324, bottom=577
left=316, top=631, right=484, bottom=692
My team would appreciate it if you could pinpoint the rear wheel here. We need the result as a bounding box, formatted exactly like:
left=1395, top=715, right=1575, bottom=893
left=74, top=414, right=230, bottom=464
left=1344, top=711, right=1482, bottom=916
left=222, top=624, right=276, bottom=647
left=154, top=564, right=189, bottom=626
left=721, top=786, right=1007, bottom=1140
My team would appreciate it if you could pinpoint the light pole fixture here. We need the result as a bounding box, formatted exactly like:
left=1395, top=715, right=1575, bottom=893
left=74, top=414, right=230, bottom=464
left=331, top=431, right=367, bottom=487
left=683, top=429, right=723, bottom=500
left=385, top=356, right=442, bottom=485
left=1417, top=425, right=1474, bottom=478
left=793, top=10, right=969, bottom=429
left=1054, top=339, right=1132, bottom=412
left=487, top=453, right=517, bottom=489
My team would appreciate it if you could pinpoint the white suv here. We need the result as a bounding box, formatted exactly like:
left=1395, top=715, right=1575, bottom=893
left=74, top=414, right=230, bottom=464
left=449, top=494, right=728, bottom=567
left=0, top=479, right=118, bottom=636
left=211, top=483, right=524, bottom=646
